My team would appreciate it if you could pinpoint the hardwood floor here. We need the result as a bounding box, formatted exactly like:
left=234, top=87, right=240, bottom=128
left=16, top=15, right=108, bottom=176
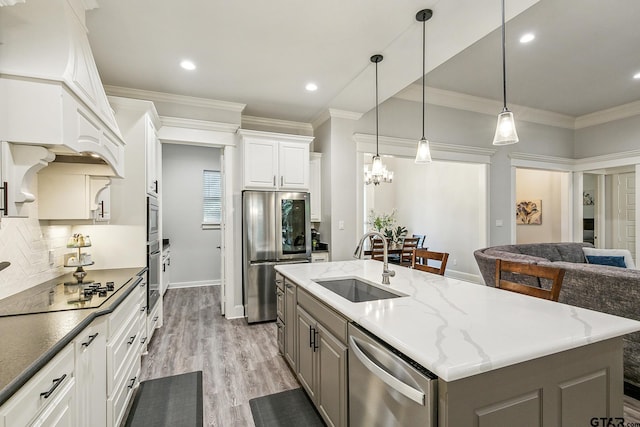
left=142, top=286, right=640, bottom=426
left=140, top=286, right=299, bottom=427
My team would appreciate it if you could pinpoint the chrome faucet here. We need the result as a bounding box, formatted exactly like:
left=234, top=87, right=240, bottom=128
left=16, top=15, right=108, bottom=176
left=353, top=232, right=395, bottom=285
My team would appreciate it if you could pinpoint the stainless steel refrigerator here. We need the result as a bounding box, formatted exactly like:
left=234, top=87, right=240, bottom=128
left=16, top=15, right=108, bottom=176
left=242, top=191, right=311, bottom=323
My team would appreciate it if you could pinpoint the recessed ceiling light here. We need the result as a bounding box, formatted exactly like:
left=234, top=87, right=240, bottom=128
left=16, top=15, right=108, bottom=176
left=519, top=33, right=535, bottom=43
left=634, top=72, right=640, bottom=80
left=305, top=82, right=318, bottom=92
left=180, top=60, right=196, bottom=71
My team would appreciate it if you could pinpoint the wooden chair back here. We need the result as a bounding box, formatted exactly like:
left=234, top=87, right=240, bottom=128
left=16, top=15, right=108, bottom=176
left=411, top=249, right=449, bottom=275
left=412, top=234, right=426, bottom=248
left=370, top=238, right=385, bottom=261
left=495, top=259, right=565, bottom=302
left=400, top=237, right=420, bottom=265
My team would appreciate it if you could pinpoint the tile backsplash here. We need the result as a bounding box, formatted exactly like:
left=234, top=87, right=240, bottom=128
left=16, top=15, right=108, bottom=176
left=0, top=217, right=70, bottom=299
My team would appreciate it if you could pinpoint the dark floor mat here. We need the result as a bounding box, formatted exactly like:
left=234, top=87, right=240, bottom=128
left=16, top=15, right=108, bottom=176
left=249, top=388, right=326, bottom=427
left=124, top=371, right=203, bottom=427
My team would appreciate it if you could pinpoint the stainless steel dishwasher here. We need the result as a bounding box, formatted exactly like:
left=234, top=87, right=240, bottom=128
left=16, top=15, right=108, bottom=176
left=348, top=323, right=437, bottom=427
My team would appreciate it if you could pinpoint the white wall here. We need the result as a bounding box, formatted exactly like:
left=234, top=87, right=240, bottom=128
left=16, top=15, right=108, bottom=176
left=162, top=144, right=222, bottom=287
left=367, top=157, right=486, bottom=279
left=515, top=168, right=564, bottom=244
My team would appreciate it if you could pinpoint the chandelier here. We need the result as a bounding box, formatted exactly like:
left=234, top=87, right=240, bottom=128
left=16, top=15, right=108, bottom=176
left=364, top=54, right=393, bottom=186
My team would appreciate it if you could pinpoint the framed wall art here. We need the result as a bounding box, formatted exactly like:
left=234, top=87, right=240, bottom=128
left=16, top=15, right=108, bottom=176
left=516, top=199, right=542, bottom=225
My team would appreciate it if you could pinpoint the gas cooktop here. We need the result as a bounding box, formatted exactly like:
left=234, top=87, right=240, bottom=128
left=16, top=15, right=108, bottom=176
left=0, top=269, right=138, bottom=317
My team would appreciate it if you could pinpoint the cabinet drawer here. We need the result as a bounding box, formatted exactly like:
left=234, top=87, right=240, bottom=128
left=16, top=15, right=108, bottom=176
left=107, top=353, right=141, bottom=427
left=0, top=343, right=74, bottom=427
left=297, top=288, right=348, bottom=344
left=109, top=284, right=143, bottom=339
left=107, top=307, right=141, bottom=395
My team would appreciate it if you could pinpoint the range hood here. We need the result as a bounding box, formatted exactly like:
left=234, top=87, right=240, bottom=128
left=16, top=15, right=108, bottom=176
left=0, top=0, right=125, bottom=177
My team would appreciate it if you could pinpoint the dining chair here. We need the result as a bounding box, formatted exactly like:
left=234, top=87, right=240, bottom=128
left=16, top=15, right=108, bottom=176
left=370, top=237, right=385, bottom=262
left=399, top=237, right=420, bottom=266
left=494, top=259, right=565, bottom=302
left=412, top=234, right=426, bottom=249
left=411, top=249, right=449, bottom=275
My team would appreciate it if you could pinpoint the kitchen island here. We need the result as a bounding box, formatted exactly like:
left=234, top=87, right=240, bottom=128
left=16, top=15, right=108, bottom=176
left=276, top=259, right=640, bottom=426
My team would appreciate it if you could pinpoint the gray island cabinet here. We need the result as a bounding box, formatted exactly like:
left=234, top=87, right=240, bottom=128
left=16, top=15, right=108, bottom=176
left=275, top=260, right=640, bottom=427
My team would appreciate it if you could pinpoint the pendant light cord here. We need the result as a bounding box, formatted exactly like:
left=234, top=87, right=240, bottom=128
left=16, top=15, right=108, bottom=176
left=422, top=17, right=426, bottom=139
left=375, top=60, right=380, bottom=156
left=501, top=0, right=507, bottom=111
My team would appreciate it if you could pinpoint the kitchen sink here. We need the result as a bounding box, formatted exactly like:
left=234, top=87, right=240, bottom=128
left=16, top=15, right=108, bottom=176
left=313, top=277, right=405, bottom=303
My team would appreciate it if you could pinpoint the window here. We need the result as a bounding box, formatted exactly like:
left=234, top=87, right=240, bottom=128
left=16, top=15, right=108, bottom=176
left=203, top=170, right=222, bottom=226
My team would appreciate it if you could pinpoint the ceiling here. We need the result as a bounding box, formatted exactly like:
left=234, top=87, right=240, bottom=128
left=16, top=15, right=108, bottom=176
left=85, top=0, right=639, bottom=124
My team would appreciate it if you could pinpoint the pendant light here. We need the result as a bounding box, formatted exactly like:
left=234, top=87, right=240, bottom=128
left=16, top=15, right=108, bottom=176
left=364, top=54, right=393, bottom=186
left=415, top=8, right=433, bottom=163
left=493, top=0, right=519, bottom=145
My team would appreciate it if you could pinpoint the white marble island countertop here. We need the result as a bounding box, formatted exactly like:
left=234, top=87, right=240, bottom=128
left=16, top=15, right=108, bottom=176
left=275, top=259, right=640, bottom=382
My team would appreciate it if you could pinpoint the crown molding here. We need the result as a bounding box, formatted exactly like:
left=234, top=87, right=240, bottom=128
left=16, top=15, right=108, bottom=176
left=509, top=149, right=640, bottom=172
left=237, top=129, right=314, bottom=144
left=394, top=84, right=576, bottom=129
left=395, top=84, right=640, bottom=130
left=104, top=85, right=246, bottom=113
left=241, top=115, right=313, bottom=135
left=353, top=133, right=496, bottom=164
left=108, top=95, right=161, bottom=128
left=160, top=116, right=239, bottom=134
left=575, top=100, right=640, bottom=129
left=311, top=108, right=364, bottom=129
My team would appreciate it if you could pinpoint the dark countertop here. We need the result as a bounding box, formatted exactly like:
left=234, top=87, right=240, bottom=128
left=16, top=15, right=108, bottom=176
left=0, top=267, right=145, bottom=406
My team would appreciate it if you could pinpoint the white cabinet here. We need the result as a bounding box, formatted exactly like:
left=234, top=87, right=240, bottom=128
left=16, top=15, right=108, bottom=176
left=106, top=279, right=146, bottom=427
left=311, top=252, right=329, bottom=263
left=37, top=163, right=113, bottom=220
left=309, top=153, right=322, bottom=222
left=75, top=318, right=107, bottom=427
left=146, top=116, right=160, bottom=197
left=0, top=343, right=76, bottom=427
left=239, top=130, right=313, bottom=191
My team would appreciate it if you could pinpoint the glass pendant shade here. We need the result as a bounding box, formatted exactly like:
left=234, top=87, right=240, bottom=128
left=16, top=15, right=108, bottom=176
left=492, top=109, right=519, bottom=145
left=414, top=137, right=432, bottom=163
left=371, top=155, right=384, bottom=174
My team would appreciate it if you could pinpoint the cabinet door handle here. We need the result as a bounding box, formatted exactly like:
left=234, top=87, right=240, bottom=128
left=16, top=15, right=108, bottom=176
left=128, top=376, right=137, bottom=389
left=140, top=336, right=147, bottom=344
left=280, top=176, right=283, bottom=186
left=40, top=374, right=66, bottom=399
left=286, top=283, right=293, bottom=289
left=168, top=258, right=170, bottom=266
left=273, top=175, right=276, bottom=186
left=154, top=180, right=159, bottom=193
left=81, top=333, right=99, bottom=347
left=127, top=334, right=137, bottom=345
left=141, top=306, right=147, bottom=312
left=162, top=263, right=166, bottom=272
left=309, top=326, right=314, bottom=348
left=1, top=181, right=7, bottom=216
left=99, top=200, right=104, bottom=217
left=313, top=329, right=319, bottom=352
left=153, top=316, right=159, bottom=322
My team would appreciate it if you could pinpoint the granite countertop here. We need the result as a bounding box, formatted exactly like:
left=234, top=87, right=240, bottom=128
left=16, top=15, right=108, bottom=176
left=275, top=260, right=640, bottom=382
left=0, top=267, right=145, bottom=406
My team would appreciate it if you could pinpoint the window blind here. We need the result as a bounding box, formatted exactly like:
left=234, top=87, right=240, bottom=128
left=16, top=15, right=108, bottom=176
left=203, top=170, right=221, bottom=224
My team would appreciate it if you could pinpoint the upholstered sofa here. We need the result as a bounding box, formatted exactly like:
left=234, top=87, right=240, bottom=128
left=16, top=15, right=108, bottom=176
left=474, top=242, right=640, bottom=392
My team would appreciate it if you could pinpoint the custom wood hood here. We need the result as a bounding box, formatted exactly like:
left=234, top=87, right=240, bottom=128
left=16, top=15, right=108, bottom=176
left=0, top=0, right=125, bottom=178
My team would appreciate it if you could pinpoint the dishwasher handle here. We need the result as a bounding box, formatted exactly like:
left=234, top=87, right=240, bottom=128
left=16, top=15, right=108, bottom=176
left=349, top=335, right=426, bottom=405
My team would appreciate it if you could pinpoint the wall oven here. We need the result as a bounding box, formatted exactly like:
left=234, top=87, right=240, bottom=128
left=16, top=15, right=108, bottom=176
left=147, top=196, right=160, bottom=312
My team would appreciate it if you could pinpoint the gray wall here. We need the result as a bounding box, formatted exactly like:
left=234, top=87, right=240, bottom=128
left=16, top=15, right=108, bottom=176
left=162, top=144, right=222, bottom=286
left=345, top=97, right=576, bottom=248
left=575, top=115, right=640, bottom=158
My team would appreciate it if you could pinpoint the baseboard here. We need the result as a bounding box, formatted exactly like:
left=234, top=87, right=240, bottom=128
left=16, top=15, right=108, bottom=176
left=224, top=304, right=245, bottom=320
left=168, top=279, right=220, bottom=289
left=625, top=381, right=640, bottom=400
